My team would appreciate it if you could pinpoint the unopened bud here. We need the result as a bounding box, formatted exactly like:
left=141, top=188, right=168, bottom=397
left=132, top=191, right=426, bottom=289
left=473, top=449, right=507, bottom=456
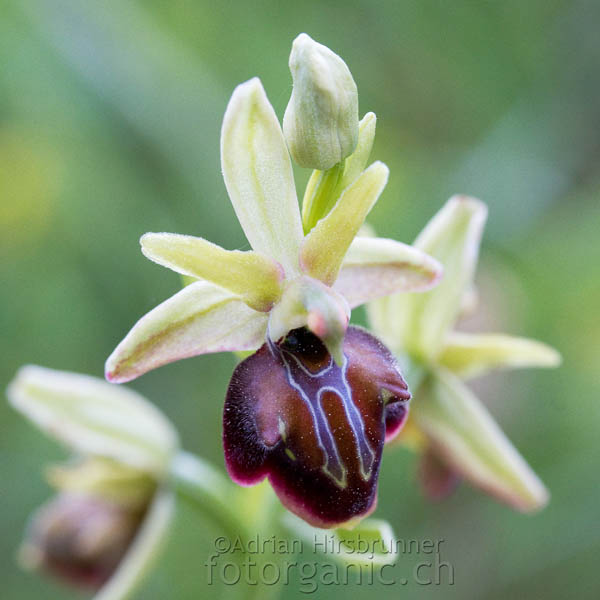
left=283, top=33, right=359, bottom=170
left=19, top=493, right=146, bottom=589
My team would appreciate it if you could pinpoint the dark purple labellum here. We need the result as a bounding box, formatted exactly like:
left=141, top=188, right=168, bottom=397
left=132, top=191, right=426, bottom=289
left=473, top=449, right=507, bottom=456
left=418, top=449, right=462, bottom=501
left=223, top=326, right=410, bottom=528
left=24, top=493, right=145, bottom=589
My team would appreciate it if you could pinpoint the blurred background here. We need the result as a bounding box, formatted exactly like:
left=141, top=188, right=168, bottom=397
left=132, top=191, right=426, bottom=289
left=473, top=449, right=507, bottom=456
left=1, top=1, right=599, bottom=598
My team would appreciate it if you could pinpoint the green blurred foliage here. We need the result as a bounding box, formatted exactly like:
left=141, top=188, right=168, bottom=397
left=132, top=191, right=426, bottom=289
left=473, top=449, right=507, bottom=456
left=1, top=1, right=599, bottom=599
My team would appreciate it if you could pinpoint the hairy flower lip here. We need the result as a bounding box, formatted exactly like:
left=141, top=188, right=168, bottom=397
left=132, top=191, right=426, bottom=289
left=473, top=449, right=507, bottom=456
left=223, top=326, right=410, bottom=528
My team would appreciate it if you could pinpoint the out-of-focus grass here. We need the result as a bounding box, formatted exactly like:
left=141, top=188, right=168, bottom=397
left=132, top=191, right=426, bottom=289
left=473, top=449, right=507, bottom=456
left=1, top=1, right=599, bottom=599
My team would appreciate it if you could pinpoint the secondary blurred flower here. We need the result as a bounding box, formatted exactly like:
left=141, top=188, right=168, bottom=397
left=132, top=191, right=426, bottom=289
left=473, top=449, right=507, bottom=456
left=368, top=196, right=561, bottom=511
left=7, top=366, right=177, bottom=599
left=105, top=37, right=443, bottom=528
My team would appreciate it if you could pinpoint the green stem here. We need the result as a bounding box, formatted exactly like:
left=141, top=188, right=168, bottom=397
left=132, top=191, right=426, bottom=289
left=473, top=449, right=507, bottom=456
left=169, top=451, right=250, bottom=541
left=170, top=452, right=289, bottom=600
left=301, top=160, right=345, bottom=233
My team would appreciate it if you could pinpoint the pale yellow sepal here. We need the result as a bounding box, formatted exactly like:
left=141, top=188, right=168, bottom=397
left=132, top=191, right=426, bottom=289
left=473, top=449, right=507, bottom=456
left=414, top=368, right=549, bottom=512
left=374, top=196, right=487, bottom=360
left=141, top=232, right=284, bottom=312
left=105, top=281, right=267, bottom=383
left=299, top=161, right=389, bottom=286
left=439, top=332, right=562, bottom=380
left=7, top=366, right=178, bottom=476
left=334, top=236, right=443, bottom=308
left=221, top=77, right=303, bottom=276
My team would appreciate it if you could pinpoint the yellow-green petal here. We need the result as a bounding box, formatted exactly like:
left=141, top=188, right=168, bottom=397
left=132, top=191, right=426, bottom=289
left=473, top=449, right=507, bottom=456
left=221, top=77, right=303, bottom=276
left=334, top=236, right=443, bottom=308
left=7, top=366, right=178, bottom=476
left=333, top=519, right=399, bottom=565
left=284, top=514, right=399, bottom=566
left=141, top=232, right=284, bottom=312
left=105, top=281, right=267, bottom=383
left=339, top=112, right=377, bottom=191
left=439, top=332, right=562, bottom=379
left=299, top=161, right=389, bottom=286
left=414, top=368, right=549, bottom=512
left=301, top=112, right=377, bottom=233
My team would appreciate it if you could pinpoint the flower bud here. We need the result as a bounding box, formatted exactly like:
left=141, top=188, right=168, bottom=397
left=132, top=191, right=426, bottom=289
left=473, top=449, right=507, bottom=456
left=19, top=493, right=146, bottom=589
left=283, top=33, right=359, bottom=170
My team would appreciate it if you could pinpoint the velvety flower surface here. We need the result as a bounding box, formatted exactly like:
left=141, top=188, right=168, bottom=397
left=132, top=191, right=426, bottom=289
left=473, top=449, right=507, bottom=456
left=224, top=326, right=409, bottom=528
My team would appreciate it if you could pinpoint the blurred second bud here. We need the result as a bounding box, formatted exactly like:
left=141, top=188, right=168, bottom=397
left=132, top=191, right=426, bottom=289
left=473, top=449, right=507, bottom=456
left=283, top=33, right=359, bottom=170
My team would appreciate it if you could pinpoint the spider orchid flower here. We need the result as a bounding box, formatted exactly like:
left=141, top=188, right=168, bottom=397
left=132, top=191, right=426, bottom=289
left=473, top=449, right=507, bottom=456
left=7, top=366, right=177, bottom=600
left=105, top=34, right=443, bottom=527
left=368, top=196, right=561, bottom=511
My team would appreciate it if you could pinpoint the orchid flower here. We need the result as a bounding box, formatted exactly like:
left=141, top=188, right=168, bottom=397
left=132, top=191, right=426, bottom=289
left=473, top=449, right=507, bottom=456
left=7, top=364, right=404, bottom=600
left=7, top=366, right=177, bottom=600
left=105, top=34, right=442, bottom=528
left=367, top=196, right=561, bottom=511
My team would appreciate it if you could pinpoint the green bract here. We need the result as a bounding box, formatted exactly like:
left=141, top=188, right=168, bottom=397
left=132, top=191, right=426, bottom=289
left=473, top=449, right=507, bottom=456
left=368, top=196, right=561, bottom=511
left=285, top=513, right=400, bottom=566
